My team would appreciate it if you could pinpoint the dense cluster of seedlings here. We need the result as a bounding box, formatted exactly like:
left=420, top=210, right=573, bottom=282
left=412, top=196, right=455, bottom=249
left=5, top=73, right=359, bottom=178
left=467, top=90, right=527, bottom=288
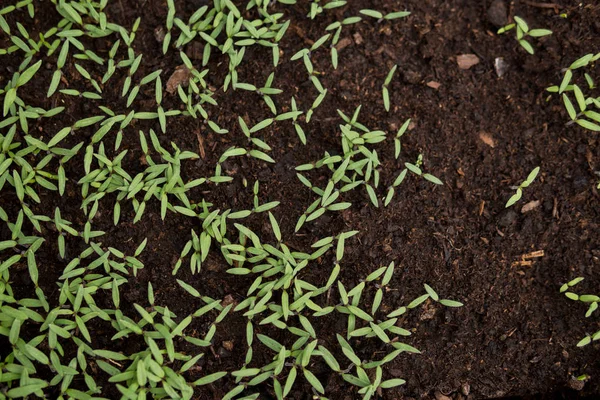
left=0, top=1, right=461, bottom=399
left=547, top=52, right=600, bottom=133
left=500, top=25, right=600, bottom=351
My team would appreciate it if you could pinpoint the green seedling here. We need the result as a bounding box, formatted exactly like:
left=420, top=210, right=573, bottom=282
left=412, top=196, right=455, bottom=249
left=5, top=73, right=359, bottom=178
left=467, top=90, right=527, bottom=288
left=0, top=1, right=464, bottom=398
left=382, top=65, right=397, bottom=112
left=560, top=278, right=600, bottom=347
left=505, top=166, right=540, bottom=208
left=498, top=16, right=552, bottom=54
left=547, top=53, right=600, bottom=133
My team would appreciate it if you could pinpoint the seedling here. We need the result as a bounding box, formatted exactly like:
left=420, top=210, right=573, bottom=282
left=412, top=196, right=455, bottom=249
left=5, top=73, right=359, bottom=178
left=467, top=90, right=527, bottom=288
left=560, top=278, right=600, bottom=347
left=505, top=166, right=540, bottom=208
left=547, top=53, right=600, bottom=132
left=382, top=65, right=397, bottom=112
left=498, top=16, right=552, bottom=54
left=0, top=1, right=463, bottom=399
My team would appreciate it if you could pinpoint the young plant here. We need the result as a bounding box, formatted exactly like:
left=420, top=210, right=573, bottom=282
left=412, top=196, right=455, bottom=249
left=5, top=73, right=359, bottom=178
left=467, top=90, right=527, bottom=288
left=382, top=64, right=397, bottom=112
left=0, top=2, right=464, bottom=398
left=547, top=53, right=600, bottom=132
left=498, top=16, right=552, bottom=55
left=560, top=278, right=600, bottom=347
left=505, top=166, right=540, bottom=208
left=404, top=154, right=444, bottom=185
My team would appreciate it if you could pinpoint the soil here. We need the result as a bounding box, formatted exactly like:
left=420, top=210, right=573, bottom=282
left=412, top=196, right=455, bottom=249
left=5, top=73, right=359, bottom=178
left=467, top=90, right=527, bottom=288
left=1, top=0, right=600, bottom=399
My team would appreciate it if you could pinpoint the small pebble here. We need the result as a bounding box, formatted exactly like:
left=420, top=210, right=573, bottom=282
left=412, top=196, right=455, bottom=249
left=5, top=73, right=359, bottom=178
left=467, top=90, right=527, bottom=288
left=335, top=37, right=353, bottom=51
left=495, top=57, right=509, bottom=77
left=166, top=66, right=191, bottom=94
left=186, top=41, right=204, bottom=60
left=434, top=391, right=452, bottom=400
left=498, top=209, right=518, bottom=227
left=154, top=26, right=165, bottom=43
left=568, top=377, right=585, bottom=391
left=217, top=347, right=231, bottom=358
left=521, top=200, right=541, bottom=213
left=403, top=69, right=423, bottom=84
left=487, top=0, right=508, bottom=27
left=461, top=382, right=471, bottom=396
left=574, top=176, right=588, bottom=190
left=353, top=32, right=364, bottom=45
left=221, top=294, right=235, bottom=306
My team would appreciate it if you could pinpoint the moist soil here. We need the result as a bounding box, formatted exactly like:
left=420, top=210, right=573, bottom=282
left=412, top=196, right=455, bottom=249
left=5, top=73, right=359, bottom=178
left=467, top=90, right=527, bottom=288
left=1, top=0, right=600, bottom=399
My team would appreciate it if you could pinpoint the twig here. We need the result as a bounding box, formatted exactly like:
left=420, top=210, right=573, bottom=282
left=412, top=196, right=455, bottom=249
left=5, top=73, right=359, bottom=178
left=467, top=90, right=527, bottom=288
left=523, top=1, right=563, bottom=11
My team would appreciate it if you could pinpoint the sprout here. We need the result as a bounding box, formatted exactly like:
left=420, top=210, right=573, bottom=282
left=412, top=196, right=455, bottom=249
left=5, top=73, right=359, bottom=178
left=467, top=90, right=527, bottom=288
left=382, top=65, right=397, bottom=112
left=497, top=16, right=552, bottom=55
left=560, top=278, right=600, bottom=347
left=505, top=166, right=540, bottom=208
left=0, top=2, right=464, bottom=398
left=546, top=52, right=600, bottom=133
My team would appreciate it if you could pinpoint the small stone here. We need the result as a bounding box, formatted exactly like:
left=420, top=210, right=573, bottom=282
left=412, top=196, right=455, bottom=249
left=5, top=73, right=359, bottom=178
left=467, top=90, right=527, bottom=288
left=434, top=391, right=452, bottom=400
left=479, top=132, right=495, bottom=147
left=523, top=127, right=536, bottom=139
left=154, top=26, right=166, bottom=43
left=494, top=57, right=509, bottom=77
left=568, top=377, right=585, bottom=391
left=461, top=383, right=471, bottom=396
left=336, top=37, right=353, bottom=51
left=353, top=32, right=364, bottom=45
left=381, top=24, right=392, bottom=36
left=222, top=340, right=234, bottom=351
left=204, top=259, right=220, bottom=272
left=217, top=347, right=231, bottom=358
left=419, top=302, right=436, bottom=320
left=487, top=0, right=508, bottom=27
left=498, top=209, right=518, bottom=227
left=426, top=81, right=441, bottom=89
left=186, top=41, right=204, bottom=60
left=521, top=200, right=541, bottom=213
left=529, top=355, right=542, bottom=364
left=166, top=66, right=191, bottom=94
left=457, top=54, right=480, bottom=70
left=221, top=294, right=235, bottom=307
left=574, top=176, right=588, bottom=190
left=403, top=69, right=422, bottom=84
left=389, top=369, right=404, bottom=377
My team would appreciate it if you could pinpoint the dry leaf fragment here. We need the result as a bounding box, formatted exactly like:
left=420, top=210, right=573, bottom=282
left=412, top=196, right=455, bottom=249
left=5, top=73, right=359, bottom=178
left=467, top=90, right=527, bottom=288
left=335, top=37, right=353, bottom=51
left=353, top=32, right=364, bottom=45
left=479, top=132, right=496, bottom=147
left=521, top=200, right=541, bottom=213
left=457, top=54, right=480, bottom=70
left=166, top=66, right=191, bottom=94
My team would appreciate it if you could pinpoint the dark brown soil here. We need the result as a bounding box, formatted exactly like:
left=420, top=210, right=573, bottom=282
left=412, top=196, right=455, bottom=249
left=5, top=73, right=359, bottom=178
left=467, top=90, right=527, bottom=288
left=1, top=0, right=600, bottom=399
